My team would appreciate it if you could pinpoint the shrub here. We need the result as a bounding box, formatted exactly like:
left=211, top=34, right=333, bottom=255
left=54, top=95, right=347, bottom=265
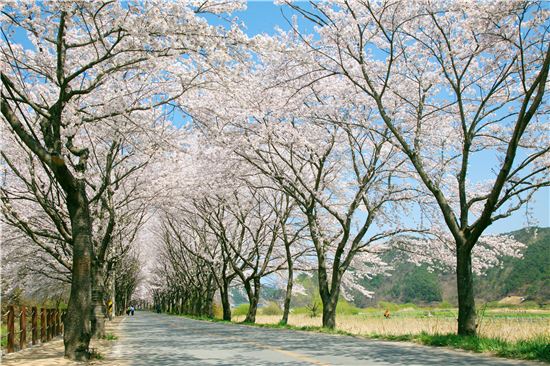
left=232, top=304, right=249, bottom=316
left=437, top=301, right=454, bottom=309
left=261, top=301, right=283, bottom=316
left=212, top=303, right=223, bottom=319
left=291, top=306, right=310, bottom=315
left=336, top=300, right=360, bottom=315
left=306, top=301, right=321, bottom=317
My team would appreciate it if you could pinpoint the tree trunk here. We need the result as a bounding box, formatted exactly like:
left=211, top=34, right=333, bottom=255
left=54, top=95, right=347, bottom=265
left=317, top=263, right=338, bottom=329
left=90, top=263, right=106, bottom=339
left=280, top=248, right=293, bottom=325
left=320, top=293, right=338, bottom=329
left=457, top=245, right=477, bottom=336
left=63, top=186, right=93, bottom=360
left=204, top=281, right=215, bottom=318
left=243, top=278, right=260, bottom=323
left=220, top=281, right=232, bottom=321
left=109, top=271, right=115, bottom=320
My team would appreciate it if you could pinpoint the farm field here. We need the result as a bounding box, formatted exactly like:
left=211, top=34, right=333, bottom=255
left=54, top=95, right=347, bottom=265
left=233, top=308, right=550, bottom=343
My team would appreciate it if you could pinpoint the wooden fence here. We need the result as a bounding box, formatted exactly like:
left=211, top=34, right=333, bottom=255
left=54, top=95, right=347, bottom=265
left=1, top=305, right=64, bottom=354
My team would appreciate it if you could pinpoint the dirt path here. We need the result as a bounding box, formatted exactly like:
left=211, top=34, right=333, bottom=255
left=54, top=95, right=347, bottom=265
left=1, top=316, right=126, bottom=366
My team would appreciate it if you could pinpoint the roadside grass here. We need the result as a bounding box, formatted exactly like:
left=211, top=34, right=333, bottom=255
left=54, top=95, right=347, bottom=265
left=1, top=325, right=7, bottom=348
left=366, top=332, right=550, bottom=362
left=176, top=313, right=550, bottom=363
left=89, top=348, right=104, bottom=360
left=102, top=333, right=118, bottom=341
left=237, top=313, right=549, bottom=343
left=412, top=333, right=550, bottom=362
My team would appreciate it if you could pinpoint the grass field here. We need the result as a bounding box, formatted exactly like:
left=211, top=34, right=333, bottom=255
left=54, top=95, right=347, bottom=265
left=181, top=305, right=550, bottom=362
left=225, top=306, right=550, bottom=362
left=233, top=311, right=550, bottom=342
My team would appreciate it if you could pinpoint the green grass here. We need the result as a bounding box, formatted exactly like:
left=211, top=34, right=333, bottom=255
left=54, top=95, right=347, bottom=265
left=103, top=333, right=118, bottom=341
left=261, top=302, right=283, bottom=316
left=292, top=299, right=361, bottom=316
left=89, top=348, right=104, bottom=360
left=232, top=304, right=250, bottom=316
left=1, top=325, right=7, bottom=348
left=414, top=333, right=550, bottom=363
left=175, top=313, right=550, bottom=363
left=368, top=332, right=550, bottom=362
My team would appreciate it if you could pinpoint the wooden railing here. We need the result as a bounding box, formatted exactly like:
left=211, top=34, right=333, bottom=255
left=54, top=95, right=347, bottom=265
left=1, top=305, right=64, bottom=354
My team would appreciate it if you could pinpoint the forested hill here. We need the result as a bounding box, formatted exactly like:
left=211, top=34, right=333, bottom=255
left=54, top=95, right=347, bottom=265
left=234, top=227, right=549, bottom=308
left=356, top=227, right=549, bottom=307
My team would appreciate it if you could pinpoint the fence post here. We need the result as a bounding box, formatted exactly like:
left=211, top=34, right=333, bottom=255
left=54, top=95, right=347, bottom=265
left=41, top=308, right=46, bottom=343
left=19, top=305, right=27, bottom=350
left=31, top=306, right=38, bottom=345
left=7, top=305, right=15, bottom=353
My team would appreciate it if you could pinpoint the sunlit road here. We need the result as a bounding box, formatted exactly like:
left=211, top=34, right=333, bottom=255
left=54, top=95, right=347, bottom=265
left=111, top=311, right=534, bottom=365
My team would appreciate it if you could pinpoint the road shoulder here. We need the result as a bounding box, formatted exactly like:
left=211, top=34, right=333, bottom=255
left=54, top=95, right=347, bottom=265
left=0, top=316, right=125, bottom=366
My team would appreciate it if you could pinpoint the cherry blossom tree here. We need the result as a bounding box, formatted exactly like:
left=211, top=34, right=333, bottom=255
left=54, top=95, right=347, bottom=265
left=185, top=66, right=424, bottom=328
left=154, top=130, right=300, bottom=323
left=1, top=119, right=163, bottom=338
left=280, top=0, right=549, bottom=335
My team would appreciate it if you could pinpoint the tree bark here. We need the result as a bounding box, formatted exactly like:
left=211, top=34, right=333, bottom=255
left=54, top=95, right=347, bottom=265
left=63, top=185, right=93, bottom=360
left=220, top=281, right=232, bottom=321
left=90, top=263, right=106, bottom=338
left=243, top=278, right=260, bottom=323
left=203, top=287, right=215, bottom=318
left=456, top=245, right=477, bottom=336
left=280, top=247, right=293, bottom=325
left=317, top=264, right=341, bottom=329
left=320, top=293, right=338, bottom=329
left=204, top=280, right=215, bottom=318
left=317, top=262, right=338, bottom=329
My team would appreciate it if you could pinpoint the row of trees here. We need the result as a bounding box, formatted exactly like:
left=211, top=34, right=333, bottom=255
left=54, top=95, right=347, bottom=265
left=151, top=0, right=549, bottom=336
left=1, top=0, right=246, bottom=359
left=1, top=0, right=548, bottom=360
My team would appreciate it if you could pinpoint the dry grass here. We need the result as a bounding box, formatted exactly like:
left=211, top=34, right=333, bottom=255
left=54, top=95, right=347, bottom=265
left=233, top=313, right=550, bottom=342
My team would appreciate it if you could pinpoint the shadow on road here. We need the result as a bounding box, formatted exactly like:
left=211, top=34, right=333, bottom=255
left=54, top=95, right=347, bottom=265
left=112, top=312, right=530, bottom=366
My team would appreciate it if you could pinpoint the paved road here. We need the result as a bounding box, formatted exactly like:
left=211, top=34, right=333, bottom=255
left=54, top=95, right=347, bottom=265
left=111, top=312, right=534, bottom=365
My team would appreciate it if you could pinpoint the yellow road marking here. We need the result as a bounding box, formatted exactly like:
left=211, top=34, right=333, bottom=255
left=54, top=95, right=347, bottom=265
left=243, top=339, right=331, bottom=366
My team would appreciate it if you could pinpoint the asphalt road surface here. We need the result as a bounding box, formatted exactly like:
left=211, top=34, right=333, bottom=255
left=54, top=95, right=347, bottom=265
left=111, top=311, right=535, bottom=366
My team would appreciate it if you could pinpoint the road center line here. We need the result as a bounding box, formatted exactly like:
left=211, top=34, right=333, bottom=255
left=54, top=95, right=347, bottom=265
left=243, top=339, right=331, bottom=366
left=211, top=327, right=331, bottom=366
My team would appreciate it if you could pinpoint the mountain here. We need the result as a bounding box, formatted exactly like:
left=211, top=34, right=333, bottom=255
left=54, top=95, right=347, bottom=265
left=229, top=227, right=549, bottom=308
left=358, top=227, right=550, bottom=306
left=476, top=227, right=550, bottom=303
